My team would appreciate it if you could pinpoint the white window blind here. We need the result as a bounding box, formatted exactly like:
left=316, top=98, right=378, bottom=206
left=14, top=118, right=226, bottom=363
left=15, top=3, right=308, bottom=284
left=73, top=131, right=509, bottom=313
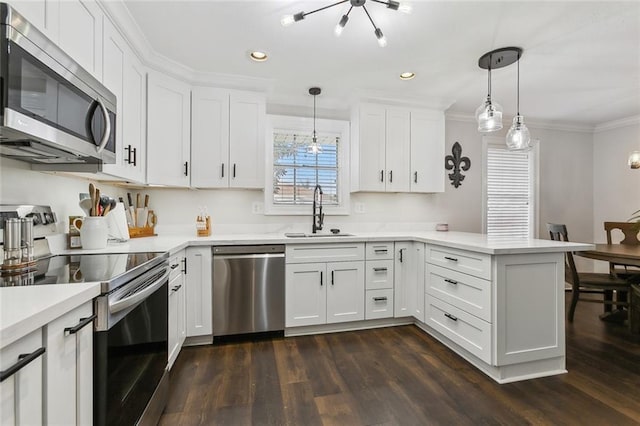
left=486, top=146, right=534, bottom=238
left=273, top=132, right=339, bottom=205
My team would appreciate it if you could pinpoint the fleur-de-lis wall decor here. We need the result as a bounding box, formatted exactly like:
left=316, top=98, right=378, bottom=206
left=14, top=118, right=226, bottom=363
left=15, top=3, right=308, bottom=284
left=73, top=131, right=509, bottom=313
left=444, top=142, right=471, bottom=188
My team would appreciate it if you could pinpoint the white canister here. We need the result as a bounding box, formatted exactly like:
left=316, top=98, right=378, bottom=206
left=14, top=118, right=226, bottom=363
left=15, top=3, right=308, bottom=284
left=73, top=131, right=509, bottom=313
left=73, top=216, right=108, bottom=250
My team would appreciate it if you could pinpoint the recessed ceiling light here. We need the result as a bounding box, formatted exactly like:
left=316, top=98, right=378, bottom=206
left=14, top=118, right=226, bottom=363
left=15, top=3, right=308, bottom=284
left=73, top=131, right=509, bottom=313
left=249, top=51, right=268, bottom=62
left=400, top=72, right=415, bottom=80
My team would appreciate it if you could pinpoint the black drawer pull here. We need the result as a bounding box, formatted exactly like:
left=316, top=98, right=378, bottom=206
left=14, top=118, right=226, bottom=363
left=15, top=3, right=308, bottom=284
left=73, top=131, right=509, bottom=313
left=444, top=313, right=458, bottom=322
left=374, top=249, right=388, bottom=254
left=399, top=248, right=404, bottom=263
left=0, top=347, right=45, bottom=383
left=65, top=314, right=97, bottom=335
left=331, top=270, right=335, bottom=285
left=373, top=297, right=388, bottom=302
left=170, top=263, right=180, bottom=270
left=444, top=256, right=458, bottom=262
left=373, top=267, right=388, bottom=272
left=172, top=284, right=182, bottom=292
left=320, top=271, right=323, bottom=286
left=444, top=279, right=458, bottom=285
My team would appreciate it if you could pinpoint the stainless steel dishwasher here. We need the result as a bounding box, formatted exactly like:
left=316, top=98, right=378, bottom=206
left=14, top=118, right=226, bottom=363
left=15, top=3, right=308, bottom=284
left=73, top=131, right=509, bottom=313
left=212, top=245, right=285, bottom=336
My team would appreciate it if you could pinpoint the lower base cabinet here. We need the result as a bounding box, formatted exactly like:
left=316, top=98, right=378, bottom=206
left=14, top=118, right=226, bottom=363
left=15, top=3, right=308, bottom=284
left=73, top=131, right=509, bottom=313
left=185, top=247, right=213, bottom=338
left=168, top=250, right=186, bottom=369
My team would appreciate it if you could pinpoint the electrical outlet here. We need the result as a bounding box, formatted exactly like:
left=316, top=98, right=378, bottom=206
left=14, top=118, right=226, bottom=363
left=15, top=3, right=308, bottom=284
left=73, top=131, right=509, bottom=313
left=354, top=202, right=365, bottom=214
left=252, top=202, right=264, bottom=214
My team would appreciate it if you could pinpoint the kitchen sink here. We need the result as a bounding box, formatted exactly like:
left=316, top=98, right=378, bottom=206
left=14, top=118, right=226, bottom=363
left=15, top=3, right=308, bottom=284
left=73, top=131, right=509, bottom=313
left=285, top=232, right=354, bottom=238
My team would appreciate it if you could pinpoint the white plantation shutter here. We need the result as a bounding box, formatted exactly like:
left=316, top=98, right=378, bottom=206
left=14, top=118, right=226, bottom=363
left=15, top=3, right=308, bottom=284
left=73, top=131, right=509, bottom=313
left=273, top=132, right=339, bottom=205
left=486, top=145, right=535, bottom=238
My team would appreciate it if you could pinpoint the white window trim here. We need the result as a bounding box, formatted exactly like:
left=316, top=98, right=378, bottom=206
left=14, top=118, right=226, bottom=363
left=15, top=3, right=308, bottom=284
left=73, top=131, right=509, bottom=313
left=264, top=115, right=351, bottom=215
left=481, top=136, right=540, bottom=238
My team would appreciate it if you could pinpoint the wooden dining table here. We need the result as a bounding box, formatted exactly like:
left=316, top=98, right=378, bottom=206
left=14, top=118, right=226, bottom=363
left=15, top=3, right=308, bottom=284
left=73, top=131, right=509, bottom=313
left=576, top=243, right=640, bottom=333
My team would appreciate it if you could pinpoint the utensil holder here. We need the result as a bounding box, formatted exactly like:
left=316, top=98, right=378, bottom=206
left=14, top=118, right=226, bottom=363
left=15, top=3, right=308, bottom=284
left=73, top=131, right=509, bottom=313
left=196, top=215, right=211, bottom=237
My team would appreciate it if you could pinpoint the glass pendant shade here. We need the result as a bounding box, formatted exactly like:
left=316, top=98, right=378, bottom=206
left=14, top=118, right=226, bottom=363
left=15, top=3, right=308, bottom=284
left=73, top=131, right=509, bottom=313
left=505, top=115, right=531, bottom=151
left=475, top=97, right=503, bottom=132
left=629, top=151, right=640, bottom=169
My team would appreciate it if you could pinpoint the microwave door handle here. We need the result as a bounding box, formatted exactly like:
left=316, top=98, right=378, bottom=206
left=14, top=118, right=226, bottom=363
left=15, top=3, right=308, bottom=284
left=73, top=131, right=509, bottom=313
left=95, top=97, right=111, bottom=154
left=109, top=267, right=170, bottom=314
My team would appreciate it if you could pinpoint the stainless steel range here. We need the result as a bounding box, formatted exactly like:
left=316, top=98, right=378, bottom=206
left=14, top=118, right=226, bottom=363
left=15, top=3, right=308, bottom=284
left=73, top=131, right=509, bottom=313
left=0, top=205, right=170, bottom=426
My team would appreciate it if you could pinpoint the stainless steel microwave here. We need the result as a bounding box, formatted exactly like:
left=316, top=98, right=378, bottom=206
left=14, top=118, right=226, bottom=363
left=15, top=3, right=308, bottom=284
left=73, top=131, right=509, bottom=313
left=0, top=3, right=116, bottom=169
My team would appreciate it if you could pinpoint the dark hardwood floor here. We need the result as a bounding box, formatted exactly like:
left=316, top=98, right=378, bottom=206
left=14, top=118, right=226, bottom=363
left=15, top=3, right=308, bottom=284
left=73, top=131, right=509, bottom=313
left=160, top=298, right=640, bottom=425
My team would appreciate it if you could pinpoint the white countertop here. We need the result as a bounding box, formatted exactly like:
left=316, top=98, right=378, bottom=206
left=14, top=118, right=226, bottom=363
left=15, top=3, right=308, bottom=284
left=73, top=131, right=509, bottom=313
left=2, top=230, right=592, bottom=349
left=1, top=282, right=100, bottom=348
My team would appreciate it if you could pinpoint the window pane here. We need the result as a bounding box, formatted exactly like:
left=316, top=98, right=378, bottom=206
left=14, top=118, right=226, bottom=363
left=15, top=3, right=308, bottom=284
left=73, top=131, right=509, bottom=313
left=273, top=131, right=339, bottom=205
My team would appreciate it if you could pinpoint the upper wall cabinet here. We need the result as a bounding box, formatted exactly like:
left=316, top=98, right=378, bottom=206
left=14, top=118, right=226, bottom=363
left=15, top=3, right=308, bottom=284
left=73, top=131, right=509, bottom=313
left=8, top=0, right=59, bottom=42
left=191, top=87, right=265, bottom=189
left=147, top=71, right=191, bottom=187
left=100, top=16, right=146, bottom=183
left=351, top=103, right=444, bottom=193
left=57, top=0, right=103, bottom=81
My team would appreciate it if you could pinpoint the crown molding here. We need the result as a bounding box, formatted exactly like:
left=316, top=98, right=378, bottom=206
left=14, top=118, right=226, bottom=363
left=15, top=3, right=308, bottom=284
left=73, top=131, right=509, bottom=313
left=593, top=115, right=640, bottom=133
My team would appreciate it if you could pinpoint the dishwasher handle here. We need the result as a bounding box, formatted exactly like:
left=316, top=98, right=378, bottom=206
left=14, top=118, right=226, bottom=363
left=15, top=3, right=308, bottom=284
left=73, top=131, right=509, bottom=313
left=214, top=253, right=285, bottom=260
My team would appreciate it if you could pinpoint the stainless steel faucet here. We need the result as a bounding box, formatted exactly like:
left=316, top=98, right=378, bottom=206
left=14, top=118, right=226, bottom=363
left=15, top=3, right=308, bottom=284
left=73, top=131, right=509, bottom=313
left=312, top=185, right=324, bottom=234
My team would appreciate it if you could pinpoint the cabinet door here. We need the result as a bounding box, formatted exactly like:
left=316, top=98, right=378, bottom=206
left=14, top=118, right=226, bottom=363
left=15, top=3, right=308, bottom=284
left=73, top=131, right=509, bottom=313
left=229, top=91, right=265, bottom=189
left=147, top=72, right=191, bottom=187
left=46, top=302, right=93, bottom=426
left=191, top=87, right=230, bottom=188
left=413, top=242, right=425, bottom=322
left=0, top=329, right=43, bottom=425
left=121, top=51, right=146, bottom=183
left=286, top=263, right=326, bottom=327
left=385, top=108, right=411, bottom=192
left=8, top=0, right=59, bottom=42
left=185, top=247, right=213, bottom=337
left=326, top=261, right=365, bottom=323
left=168, top=273, right=182, bottom=369
left=394, top=242, right=413, bottom=317
left=410, top=110, right=445, bottom=193
left=58, top=0, right=102, bottom=79
left=357, top=104, right=386, bottom=191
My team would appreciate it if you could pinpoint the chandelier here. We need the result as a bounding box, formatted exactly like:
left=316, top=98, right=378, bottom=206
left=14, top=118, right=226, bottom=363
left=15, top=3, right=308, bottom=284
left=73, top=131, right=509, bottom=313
left=281, top=0, right=412, bottom=47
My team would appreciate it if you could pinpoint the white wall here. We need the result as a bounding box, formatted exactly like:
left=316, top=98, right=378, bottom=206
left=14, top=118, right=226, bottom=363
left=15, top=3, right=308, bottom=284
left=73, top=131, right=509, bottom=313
left=593, top=120, right=640, bottom=243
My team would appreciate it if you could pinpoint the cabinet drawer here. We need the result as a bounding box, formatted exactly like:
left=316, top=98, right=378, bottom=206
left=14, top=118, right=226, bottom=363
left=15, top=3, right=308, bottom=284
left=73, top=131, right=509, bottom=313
left=286, top=243, right=364, bottom=264
left=425, top=295, right=491, bottom=364
left=426, top=245, right=491, bottom=280
left=365, top=242, right=394, bottom=260
left=365, top=289, right=394, bottom=319
left=365, top=260, right=394, bottom=290
left=169, top=254, right=183, bottom=280
left=426, top=264, right=491, bottom=322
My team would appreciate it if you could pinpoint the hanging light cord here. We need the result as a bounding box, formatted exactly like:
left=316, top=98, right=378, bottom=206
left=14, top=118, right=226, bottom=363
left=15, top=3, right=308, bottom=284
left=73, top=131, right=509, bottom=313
left=313, top=94, right=317, bottom=141
left=516, top=52, right=520, bottom=115
left=303, top=0, right=349, bottom=18
left=362, top=5, right=379, bottom=31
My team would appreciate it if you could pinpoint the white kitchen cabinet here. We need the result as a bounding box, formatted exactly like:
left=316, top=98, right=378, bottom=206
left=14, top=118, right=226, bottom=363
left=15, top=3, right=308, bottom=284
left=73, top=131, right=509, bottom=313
left=99, top=16, right=146, bottom=183
left=410, top=110, right=445, bottom=193
left=285, top=244, right=365, bottom=328
left=413, top=243, right=425, bottom=321
left=58, top=0, right=103, bottom=80
left=0, top=329, right=44, bottom=426
left=351, top=103, right=444, bottom=193
left=147, top=71, right=191, bottom=187
left=168, top=251, right=186, bottom=369
left=191, top=88, right=265, bottom=189
left=185, top=246, right=213, bottom=338
left=45, top=301, right=93, bottom=426
left=393, top=242, right=412, bottom=318
left=7, top=0, right=59, bottom=42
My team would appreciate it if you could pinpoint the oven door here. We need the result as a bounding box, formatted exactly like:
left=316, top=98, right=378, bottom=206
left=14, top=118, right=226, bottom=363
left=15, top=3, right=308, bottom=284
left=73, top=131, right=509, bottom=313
left=94, top=272, right=168, bottom=426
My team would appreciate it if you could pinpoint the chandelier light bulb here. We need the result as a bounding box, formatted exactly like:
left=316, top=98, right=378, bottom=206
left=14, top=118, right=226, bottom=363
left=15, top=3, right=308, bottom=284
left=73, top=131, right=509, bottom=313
left=398, top=3, right=413, bottom=14
left=281, top=12, right=304, bottom=27
left=505, top=115, right=531, bottom=151
left=334, top=14, right=349, bottom=37
left=375, top=28, right=387, bottom=47
left=629, top=151, right=640, bottom=169
left=475, top=97, right=503, bottom=132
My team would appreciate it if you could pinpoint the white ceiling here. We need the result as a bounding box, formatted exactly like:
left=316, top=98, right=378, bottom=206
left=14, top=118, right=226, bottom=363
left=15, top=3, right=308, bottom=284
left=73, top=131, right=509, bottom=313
left=123, top=0, right=640, bottom=126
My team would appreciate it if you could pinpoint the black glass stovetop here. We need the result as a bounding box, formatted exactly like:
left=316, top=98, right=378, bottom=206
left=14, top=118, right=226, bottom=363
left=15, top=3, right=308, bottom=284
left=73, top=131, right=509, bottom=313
left=0, top=252, right=164, bottom=288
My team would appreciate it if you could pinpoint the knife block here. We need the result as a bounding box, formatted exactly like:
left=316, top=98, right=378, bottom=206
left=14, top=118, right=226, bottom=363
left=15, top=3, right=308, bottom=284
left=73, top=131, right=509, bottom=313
left=196, top=215, right=211, bottom=237
left=128, top=210, right=157, bottom=238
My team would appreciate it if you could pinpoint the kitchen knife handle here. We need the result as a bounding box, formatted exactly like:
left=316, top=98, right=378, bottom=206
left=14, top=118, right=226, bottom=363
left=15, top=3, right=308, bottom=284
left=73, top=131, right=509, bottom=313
left=144, top=194, right=149, bottom=208
left=127, top=193, right=133, bottom=207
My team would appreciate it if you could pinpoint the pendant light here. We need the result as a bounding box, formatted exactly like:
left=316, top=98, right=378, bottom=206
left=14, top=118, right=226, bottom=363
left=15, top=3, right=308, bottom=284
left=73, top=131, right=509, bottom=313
left=308, top=87, right=322, bottom=154
left=475, top=64, right=503, bottom=132
left=629, top=151, right=640, bottom=169
left=505, top=50, right=531, bottom=151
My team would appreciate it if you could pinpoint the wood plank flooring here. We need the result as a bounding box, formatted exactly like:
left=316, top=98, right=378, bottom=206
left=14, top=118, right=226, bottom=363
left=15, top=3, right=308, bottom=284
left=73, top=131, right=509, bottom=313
left=160, top=299, right=640, bottom=425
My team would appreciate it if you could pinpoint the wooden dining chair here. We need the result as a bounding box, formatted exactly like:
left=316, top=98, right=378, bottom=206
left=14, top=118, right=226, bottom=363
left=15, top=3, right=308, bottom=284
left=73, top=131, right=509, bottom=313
left=547, top=223, right=631, bottom=322
left=604, top=221, right=640, bottom=278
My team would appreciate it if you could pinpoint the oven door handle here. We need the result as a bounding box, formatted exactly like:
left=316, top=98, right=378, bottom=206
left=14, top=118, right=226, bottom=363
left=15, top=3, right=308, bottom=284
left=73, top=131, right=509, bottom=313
left=109, top=267, right=170, bottom=314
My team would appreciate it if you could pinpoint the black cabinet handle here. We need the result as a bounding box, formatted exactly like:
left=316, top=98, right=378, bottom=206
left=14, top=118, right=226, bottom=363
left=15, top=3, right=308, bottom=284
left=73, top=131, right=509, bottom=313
left=374, top=249, right=388, bottom=254
left=170, top=263, right=180, bottom=270
left=373, top=267, right=388, bottom=272
left=221, top=163, right=225, bottom=178
left=389, top=170, right=393, bottom=183
left=444, top=313, right=458, bottom=322
left=132, top=147, right=137, bottom=166
left=182, top=258, right=187, bottom=274
left=373, top=297, right=388, bottom=302
left=0, top=347, right=45, bottom=383
left=399, top=248, right=404, bottom=263
left=64, top=314, right=97, bottom=335
left=331, top=270, right=335, bottom=285
left=444, top=256, right=458, bottom=262
left=125, top=145, right=132, bottom=164
left=184, top=161, right=189, bottom=176
left=233, top=163, right=236, bottom=178
left=380, top=170, right=384, bottom=182
left=414, top=171, right=418, bottom=183
left=320, top=271, right=323, bottom=286
left=444, top=279, right=458, bottom=285
left=172, top=284, right=182, bottom=292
